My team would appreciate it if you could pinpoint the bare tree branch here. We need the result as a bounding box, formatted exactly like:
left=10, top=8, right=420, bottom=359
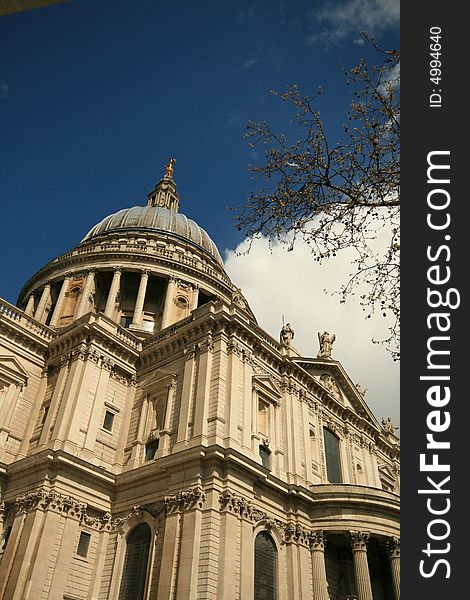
left=233, top=36, right=400, bottom=360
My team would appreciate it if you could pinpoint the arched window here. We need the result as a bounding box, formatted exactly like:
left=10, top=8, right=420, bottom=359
left=323, top=428, right=342, bottom=483
left=254, top=531, right=277, bottom=600
left=118, top=523, right=152, bottom=600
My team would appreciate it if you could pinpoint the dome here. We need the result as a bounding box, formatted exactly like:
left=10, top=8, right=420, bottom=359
left=81, top=205, right=224, bottom=266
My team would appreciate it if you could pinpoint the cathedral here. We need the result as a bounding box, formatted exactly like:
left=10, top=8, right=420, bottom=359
left=0, top=163, right=400, bottom=599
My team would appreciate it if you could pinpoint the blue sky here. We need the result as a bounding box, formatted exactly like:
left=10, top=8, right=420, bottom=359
left=0, top=0, right=400, bottom=425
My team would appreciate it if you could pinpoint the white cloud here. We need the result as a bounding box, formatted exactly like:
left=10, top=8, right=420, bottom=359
left=224, top=236, right=399, bottom=429
left=243, top=56, right=259, bottom=69
left=308, top=0, right=399, bottom=45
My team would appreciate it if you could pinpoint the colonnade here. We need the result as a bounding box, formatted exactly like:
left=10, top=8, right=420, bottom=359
left=311, top=531, right=400, bottom=600
left=24, top=269, right=200, bottom=331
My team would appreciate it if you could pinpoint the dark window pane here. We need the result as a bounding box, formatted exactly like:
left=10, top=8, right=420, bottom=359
left=103, top=410, right=115, bottom=432
left=118, top=523, right=151, bottom=600
left=77, top=531, right=91, bottom=557
left=254, top=531, right=277, bottom=600
left=259, top=445, right=271, bottom=469
left=145, top=438, right=159, bottom=461
left=324, top=428, right=342, bottom=483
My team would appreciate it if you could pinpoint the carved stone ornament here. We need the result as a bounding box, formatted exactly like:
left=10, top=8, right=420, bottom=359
left=386, top=536, right=400, bottom=559
left=320, top=374, right=342, bottom=401
left=219, top=490, right=315, bottom=548
left=349, top=530, right=370, bottom=551
left=309, top=530, right=326, bottom=551
left=164, top=487, right=206, bottom=514
left=231, top=287, right=246, bottom=309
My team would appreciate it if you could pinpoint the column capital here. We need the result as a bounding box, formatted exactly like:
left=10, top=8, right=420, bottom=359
left=112, top=266, right=123, bottom=273
left=386, top=536, right=400, bottom=559
left=140, top=269, right=150, bottom=276
left=309, top=530, right=326, bottom=551
left=349, top=530, right=370, bottom=551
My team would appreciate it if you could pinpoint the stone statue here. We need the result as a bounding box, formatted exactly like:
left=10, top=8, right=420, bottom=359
left=280, top=322, right=295, bottom=347
left=320, top=374, right=342, bottom=401
left=317, top=331, right=336, bottom=359
left=355, top=383, right=367, bottom=396
left=164, top=158, right=176, bottom=179
left=232, top=287, right=246, bottom=309
left=382, top=417, right=398, bottom=434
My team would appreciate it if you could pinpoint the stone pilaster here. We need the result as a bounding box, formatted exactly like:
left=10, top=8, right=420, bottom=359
left=104, top=267, right=122, bottom=318
left=310, top=531, right=329, bottom=600
left=350, top=531, right=373, bottom=600
left=386, top=536, right=400, bottom=600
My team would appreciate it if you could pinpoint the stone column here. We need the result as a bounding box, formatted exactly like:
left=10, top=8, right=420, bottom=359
left=49, top=274, right=72, bottom=326
left=190, top=284, right=199, bottom=311
left=310, top=531, right=329, bottom=600
left=161, top=276, right=177, bottom=329
left=131, top=270, right=149, bottom=328
left=350, top=531, right=373, bottom=600
left=386, top=536, right=400, bottom=600
left=34, top=282, right=51, bottom=323
left=104, top=267, right=122, bottom=318
left=75, top=270, right=96, bottom=318
left=24, top=294, right=35, bottom=316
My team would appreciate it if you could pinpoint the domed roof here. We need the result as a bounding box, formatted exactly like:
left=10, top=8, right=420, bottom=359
left=81, top=205, right=224, bottom=266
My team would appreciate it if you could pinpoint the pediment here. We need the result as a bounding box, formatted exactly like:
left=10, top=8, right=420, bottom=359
left=378, top=463, right=395, bottom=480
left=293, top=357, right=380, bottom=428
left=252, top=374, right=283, bottom=403
left=0, top=355, right=29, bottom=387
left=139, top=368, right=176, bottom=394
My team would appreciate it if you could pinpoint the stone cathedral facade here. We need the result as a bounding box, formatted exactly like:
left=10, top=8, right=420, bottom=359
left=0, top=165, right=400, bottom=600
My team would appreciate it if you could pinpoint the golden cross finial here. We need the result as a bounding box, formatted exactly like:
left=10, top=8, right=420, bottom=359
left=164, top=158, right=176, bottom=179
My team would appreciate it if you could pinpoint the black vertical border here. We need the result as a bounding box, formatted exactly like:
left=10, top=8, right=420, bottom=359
left=401, top=3, right=466, bottom=598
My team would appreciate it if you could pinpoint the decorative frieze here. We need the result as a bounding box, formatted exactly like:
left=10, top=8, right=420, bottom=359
left=8, top=486, right=206, bottom=532
left=13, top=489, right=87, bottom=519
left=164, top=487, right=206, bottom=514
left=219, top=490, right=315, bottom=547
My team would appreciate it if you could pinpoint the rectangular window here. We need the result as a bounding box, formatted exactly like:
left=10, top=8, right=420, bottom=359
left=145, top=438, right=159, bottom=461
left=76, top=531, right=91, bottom=558
left=103, top=410, right=115, bottom=432
left=259, top=445, right=271, bottom=469
left=323, top=428, right=342, bottom=483
left=120, top=315, right=133, bottom=328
